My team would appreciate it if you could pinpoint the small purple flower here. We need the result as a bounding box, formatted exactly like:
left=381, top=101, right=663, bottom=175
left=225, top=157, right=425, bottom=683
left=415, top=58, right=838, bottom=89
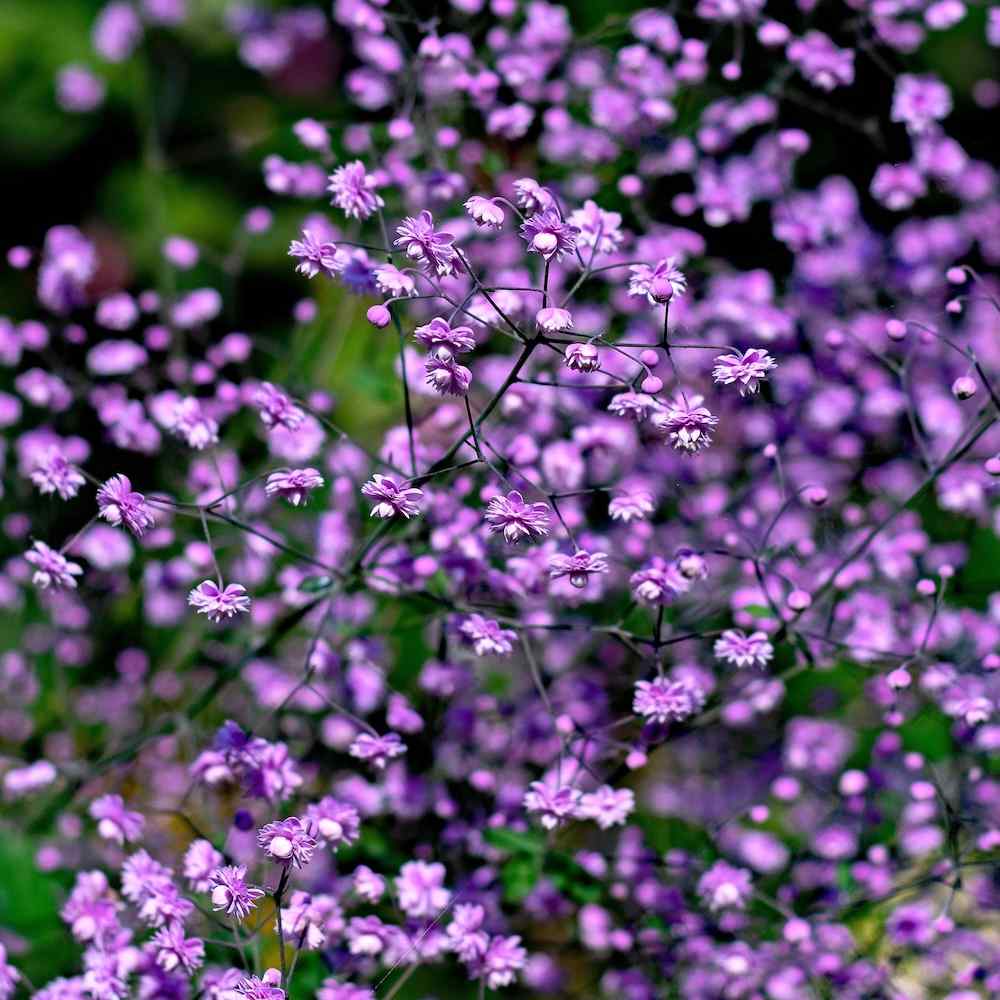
left=519, top=209, right=578, bottom=261
left=714, top=629, right=775, bottom=668
left=630, top=557, right=691, bottom=605
left=361, top=475, right=424, bottom=519
left=653, top=393, right=718, bottom=453
left=395, top=860, right=451, bottom=918
left=171, top=396, right=219, bottom=450
left=288, top=231, right=341, bottom=279
left=30, top=449, right=85, bottom=500
left=563, top=342, right=600, bottom=372
left=459, top=614, right=517, bottom=656
left=513, top=177, right=554, bottom=214
left=413, top=317, right=476, bottom=356
left=96, top=474, right=155, bottom=536
left=567, top=199, right=624, bottom=255
left=348, top=731, right=407, bottom=770
left=548, top=550, right=609, bottom=589
left=25, top=541, right=83, bottom=590
left=208, top=865, right=265, bottom=920
left=633, top=676, right=707, bottom=723
left=523, top=780, right=582, bottom=829
left=373, top=263, right=415, bottom=299
left=787, top=31, right=855, bottom=91
left=258, top=817, right=317, bottom=868
left=628, top=257, right=687, bottom=304
left=892, top=74, right=952, bottom=134
left=609, top=490, right=654, bottom=523
left=608, top=391, right=658, bottom=422
left=255, top=382, right=305, bottom=432
left=306, top=796, right=361, bottom=849
left=89, top=793, right=145, bottom=845
left=425, top=352, right=472, bottom=396
left=327, top=161, right=384, bottom=220
left=712, top=348, right=777, bottom=396
left=475, top=935, right=528, bottom=991
left=188, top=581, right=252, bottom=623
left=233, top=969, right=284, bottom=1000
left=150, top=921, right=204, bottom=974
left=464, top=195, right=505, bottom=229
left=182, top=839, right=223, bottom=893
left=577, top=785, right=635, bottom=829
left=538, top=307, right=574, bottom=333
left=265, top=468, right=324, bottom=506
left=394, top=210, right=458, bottom=276
left=485, top=490, right=551, bottom=543
left=697, top=861, right=753, bottom=911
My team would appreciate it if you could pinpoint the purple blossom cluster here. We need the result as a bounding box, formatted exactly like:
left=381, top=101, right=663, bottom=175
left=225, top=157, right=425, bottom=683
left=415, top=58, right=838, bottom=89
left=2, top=1, right=1000, bottom=999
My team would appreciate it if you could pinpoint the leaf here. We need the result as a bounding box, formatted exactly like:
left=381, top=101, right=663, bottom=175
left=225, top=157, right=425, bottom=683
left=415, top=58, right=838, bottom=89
left=742, top=604, right=774, bottom=618
left=500, top=855, right=540, bottom=902
left=484, top=827, right=545, bottom=855
left=299, top=575, right=333, bottom=593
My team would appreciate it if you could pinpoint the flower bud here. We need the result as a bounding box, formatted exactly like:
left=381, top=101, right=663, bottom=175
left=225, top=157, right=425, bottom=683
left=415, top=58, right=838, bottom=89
left=366, top=304, right=391, bottom=328
left=951, top=375, right=976, bottom=399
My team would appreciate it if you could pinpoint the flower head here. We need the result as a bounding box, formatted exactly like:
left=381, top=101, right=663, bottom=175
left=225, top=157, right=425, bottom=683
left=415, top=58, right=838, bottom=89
left=30, top=448, right=85, bottom=500
left=414, top=317, right=476, bottom=356
left=348, top=732, right=407, bottom=770
left=523, top=781, right=581, bottom=829
left=394, top=210, right=458, bottom=276
left=609, top=490, right=655, bottom=523
left=484, top=490, right=551, bottom=543
left=548, top=550, right=609, bottom=589
left=233, top=970, right=284, bottom=1000
left=464, top=195, right=505, bottom=229
left=577, top=785, right=635, bottom=829
left=327, top=161, right=384, bottom=220
left=459, top=614, right=516, bottom=656
left=255, top=382, right=305, bottom=432
left=712, top=348, right=777, bottom=395
left=563, top=342, right=600, bottom=372
left=653, top=393, right=718, bottom=453
left=89, top=794, right=145, bottom=845
left=208, top=865, right=265, bottom=920
left=288, top=231, right=341, bottom=279
left=188, top=581, right=252, bottom=623
left=519, top=209, right=578, bottom=260
left=265, top=468, right=324, bottom=506
left=630, top=557, right=692, bottom=605
left=96, top=475, right=155, bottom=536
left=25, top=541, right=83, bottom=590
left=258, top=817, right=317, bottom=868
left=628, top=258, right=687, bottom=304
left=714, top=629, right=775, bottom=668
left=425, top=352, right=472, bottom=396
left=698, top=861, right=753, bottom=911
left=361, top=475, right=423, bottom=519
left=633, top=676, right=707, bottom=724
left=150, top=921, right=204, bottom=973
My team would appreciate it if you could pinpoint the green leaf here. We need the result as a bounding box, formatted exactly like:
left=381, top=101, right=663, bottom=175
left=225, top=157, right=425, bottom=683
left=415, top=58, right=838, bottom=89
left=500, top=855, right=540, bottom=902
left=484, top=827, right=545, bottom=855
left=742, top=604, right=774, bottom=618
left=299, top=575, right=334, bottom=593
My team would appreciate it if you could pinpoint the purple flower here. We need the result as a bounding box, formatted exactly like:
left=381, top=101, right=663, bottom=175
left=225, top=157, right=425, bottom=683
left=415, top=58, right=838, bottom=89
left=0, top=945, right=20, bottom=1000
left=609, top=490, right=654, bottom=523
left=608, top=391, right=658, bottom=422
left=373, top=263, right=415, bottom=299
left=394, top=210, right=458, bottom=275
left=870, top=163, right=927, bottom=211
left=712, top=348, right=777, bottom=395
left=233, top=969, right=284, bottom=1000
left=787, top=31, right=855, bottom=91
left=208, top=865, right=265, bottom=920
left=327, top=161, right=384, bottom=220
left=257, top=817, right=317, bottom=868
left=30, top=449, right=85, bottom=500
left=628, top=257, right=687, bottom=304
left=474, top=935, right=528, bottom=990
left=288, top=231, right=341, bottom=279
left=714, top=629, right=775, bottom=668
left=524, top=780, right=581, bottom=829
left=513, top=177, right=554, bottom=214
left=188, top=581, right=252, bottom=623
left=96, top=475, right=155, bottom=536
left=254, top=382, right=305, bottom=432
left=89, top=793, right=145, bottom=845
left=265, top=468, right=324, bottom=506
left=425, top=352, right=472, bottom=396
left=464, top=195, right=505, bottom=229
left=548, top=550, right=609, bottom=589
left=563, top=342, right=600, bottom=372
left=413, top=317, right=476, bottom=356
left=633, top=676, right=707, bottom=723
left=630, top=557, right=692, bottom=605
left=538, top=307, right=574, bottom=333
left=652, top=393, right=718, bottom=453
left=37, top=225, right=97, bottom=314
left=305, top=796, right=361, bottom=849
left=892, top=74, right=952, bottom=134
left=459, top=614, right=516, bottom=656
left=697, top=861, right=753, bottom=911
left=57, top=65, right=106, bottom=113
left=150, top=922, right=204, bottom=974
left=182, top=840, right=223, bottom=893
left=395, top=860, right=451, bottom=918
left=519, top=209, right=578, bottom=260
left=484, top=490, right=551, bottom=543
left=171, top=396, right=219, bottom=450
left=25, top=541, right=83, bottom=590
left=348, top=731, right=407, bottom=770
left=577, top=786, right=635, bottom=829
left=567, top=199, right=624, bottom=255
left=361, top=475, right=424, bottom=519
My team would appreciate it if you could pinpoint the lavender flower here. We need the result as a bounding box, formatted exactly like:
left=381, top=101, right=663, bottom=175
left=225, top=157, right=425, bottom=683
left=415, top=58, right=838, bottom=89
left=519, top=209, right=578, bottom=260
left=150, top=922, right=204, bottom=973
left=413, top=317, right=476, bottom=356
left=361, top=475, right=423, bottom=518
left=523, top=781, right=581, bottom=829
left=628, top=257, right=687, bottom=304
left=714, top=629, right=775, bottom=668
left=459, top=614, right=516, bottom=656
left=484, top=490, right=551, bottom=543
left=633, top=676, right=707, bottom=723
left=464, top=195, right=505, bottom=229
left=548, top=550, right=609, bottom=588
left=25, top=541, right=83, bottom=590
left=257, top=817, right=317, bottom=868
left=653, top=393, right=718, bottom=453
left=425, top=352, right=472, bottom=396
left=394, top=210, right=458, bottom=275
left=395, top=861, right=451, bottom=918
left=96, top=475, right=155, bottom=536
left=30, top=449, right=84, bottom=500
left=188, top=581, right=252, bottom=623
left=698, top=861, right=753, bottom=911
left=577, top=786, right=635, bottom=829
left=327, top=161, right=384, bottom=220
left=630, top=557, right=692, bottom=605
left=254, top=382, right=305, bottom=432
left=609, top=490, right=655, bottom=523
left=348, top=731, right=407, bottom=770
left=712, top=348, right=777, bottom=395
left=208, top=865, right=265, bottom=920
left=288, top=231, right=340, bottom=278
left=89, top=794, right=145, bottom=845
left=265, top=468, right=324, bottom=506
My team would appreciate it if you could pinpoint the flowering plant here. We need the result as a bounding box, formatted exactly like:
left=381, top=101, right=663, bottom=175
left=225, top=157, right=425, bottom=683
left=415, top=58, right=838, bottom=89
left=1, top=1, right=1000, bottom=999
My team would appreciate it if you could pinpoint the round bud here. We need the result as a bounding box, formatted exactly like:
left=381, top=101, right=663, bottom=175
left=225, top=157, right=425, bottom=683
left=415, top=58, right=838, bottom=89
left=885, top=318, right=906, bottom=340
left=946, top=298, right=962, bottom=314
left=722, top=60, right=741, bottom=80
left=318, top=818, right=343, bottom=841
left=787, top=589, right=811, bottom=611
left=824, top=329, right=845, bottom=348
left=640, top=348, right=660, bottom=367
left=269, top=835, right=293, bottom=859
left=211, top=885, right=232, bottom=909
left=887, top=668, right=911, bottom=690
left=946, top=266, right=966, bottom=284
left=985, top=455, right=1000, bottom=476
left=649, top=276, right=674, bottom=304
left=952, top=375, right=976, bottom=399
left=625, top=750, right=647, bottom=770
left=916, top=578, right=936, bottom=596
left=641, top=375, right=663, bottom=394
left=804, top=486, right=828, bottom=507
left=366, top=304, right=391, bottom=329
left=532, top=231, right=558, bottom=255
